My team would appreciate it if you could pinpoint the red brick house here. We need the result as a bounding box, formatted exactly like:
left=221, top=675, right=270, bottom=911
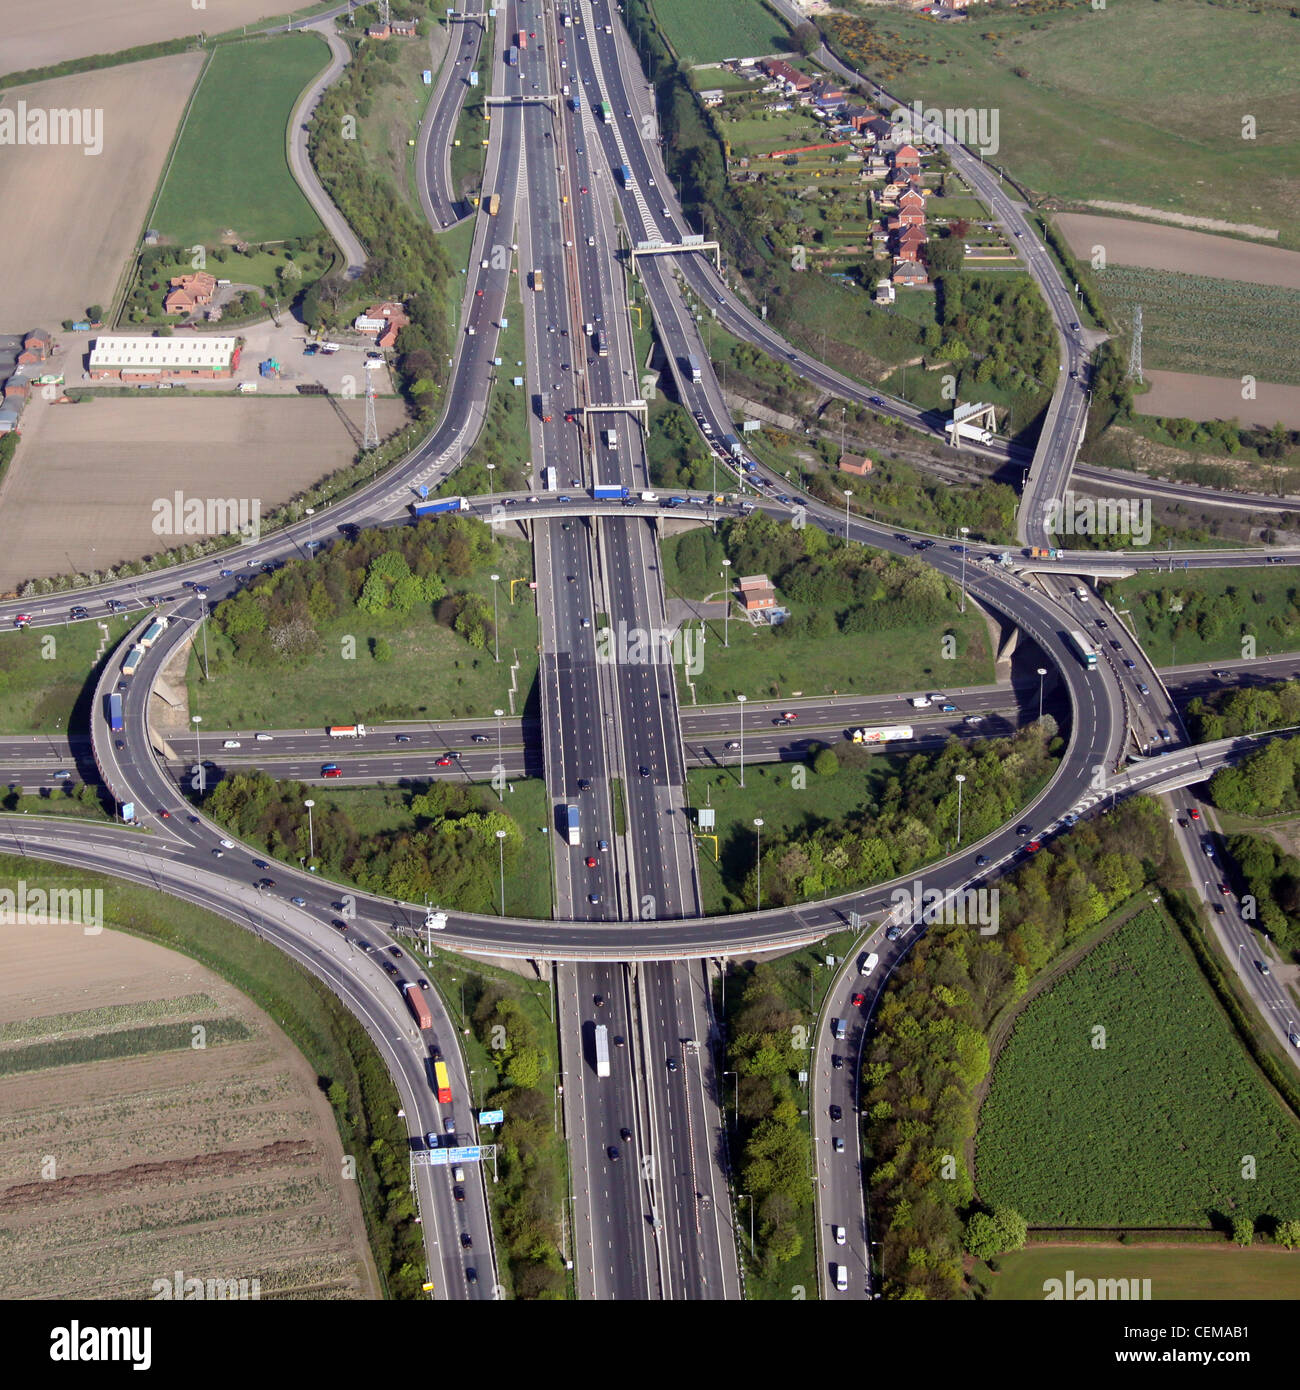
left=892, top=143, right=921, bottom=172
left=17, top=329, right=52, bottom=364
left=838, top=453, right=873, bottom=476
left=738, top=574, right=777, bottom=612
left=892, top=259, right=928, bottom=286
left=164, top=272, right=218, bottom=316
left=354, top=300, right=410, bottom=349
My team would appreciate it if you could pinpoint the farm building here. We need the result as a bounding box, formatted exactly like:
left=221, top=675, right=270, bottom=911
left=18, top=329, right=52, bottom=364
left=353, top=301, right=409, bottom=349
left=88, top=334, right=240, bottom=381
left=164, top=272, right=218, bottom=316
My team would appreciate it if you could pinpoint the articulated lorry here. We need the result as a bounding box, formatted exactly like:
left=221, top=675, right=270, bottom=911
left=592, top=483, right=629, bottom=499
left=403, top=982, right=432, bottom=1031
left=328, top=724, right=367, bottom=738
left=412, top=496, right=469, bottom=517
left=566, top=803, right=581, bottom=846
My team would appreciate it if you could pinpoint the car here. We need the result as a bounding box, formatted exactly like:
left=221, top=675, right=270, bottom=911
left=829, top=1104, right=842, bottom=1122
left=724, top=741, right=740, bottom=751
left=832, top=1137, right=845, bottom=1153
left=781, top=712, right=797, bottom=722
left=941, top=704, right=956, bottom=713
left=598, top=840, right=610, bottom=855
left=331, top=920, right=348, bottom=932
left=870, top=396, right=886, bottom=407
left=648, top=177, right=655, bottom=186
left=639, top=765, right=650, bottom=777
left=1071, top=322, right=1080, bottom=331
left=1016, top=824, right=1031, bottom=837
left=965, top=714, right=984, bottom=727
left=594, top=994, right=604, bottom=1009
left=580, top=186, right=588, bottom=194
left=395, top=734, right=411, bottom=743
left=193, top=585, right=208, bottom=595
left=1158, top=728, right=1171, bottom=742
left=1213, top=903, right=1225, bottom=915
left=12, top=613, right=32, bottom=627
left=588, top=894, right=601, bottom=905
left=1096, top=618, right=1108, bottom=629
left=1257, top=960, right=1271, bottom=976
left=222, top=740, right=241, bottom=749
left=1110, top=639, right=1122, bottom=650
left=255, top=733, right=273, bottom=742
left=465, top=1268, right=477, bottom=1285
left=620, top=1128, right=632, bottom=1143
left=1123, top=658, right=1136, bottom=669
left=290, top=896, right=306, bottom=906
left=851, top=993, right=865, bottom=1008
left=1138, top=682, right=1150, bottom=695
left=1024, top=841, right=1042, bottom=853
left=115, top=739, right=125, bottom=750
left=472, top=734, right=489, bottom=743
left=975, top=854, right=990, bottom=867
left=453, top=1186, right=465, bottom=1202
left=666, top=1057, right=678, bottom=1072
left=1189, top=808, right=1201, bottom=820
left=426, top=1131, right=438, bottom=1149
left=885, top=924, right=902, bottom=942
left=158, top=808, right=170, bottom=817
left=212, top=848, right=224, bottom=858
left=614, top=1035, right=625, bottom=1047
left=219, top=838, right=234, bottom=849
left=258, top=878, right=276, bottom=889
left=322, top=765, right=342, bottom=778
left=832, top=1054, right=843, bottom=1070
left=607, top=1145, right=620, bottom=1161
left=1290, top=1033, right=1300, bottom=1050
left=577, top=777, right=591, bottom=791
left=586, top=856, right=598, bottom=868
left=435, top=756, right=453, bottom=767
left=1177, top=817, right=1188, bottom=828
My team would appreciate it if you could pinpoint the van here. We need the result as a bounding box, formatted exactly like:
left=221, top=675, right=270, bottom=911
left=831, top=1017, right=847, bottom=1041
left=859, top=952, right=879, bottom=977
left=834, top=1264, right=848, bottom=1292
left=910, top=696, right=931, bottom=709
left=453, top=1166, right=465, bottom=1182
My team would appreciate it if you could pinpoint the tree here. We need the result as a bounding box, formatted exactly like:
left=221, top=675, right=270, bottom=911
left=793, top=21, right=820, bottom=56
left=372, top=637, right=393, bottom=663
left=1275, top=1219, right=1300, bottom=1250
left=812, top=747, right=839, bottom=777
left=1233, top=1215, right=1255, bottom=1247
left=963, top=1206, right=1026, bottom=1259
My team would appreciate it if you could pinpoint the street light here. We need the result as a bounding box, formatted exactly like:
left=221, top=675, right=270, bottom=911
left=721, top=557, right=732, bottom=648
left=303, top=798, right=315, bottom=863
left=843, top=488, right=852, bottom=540
left=496, top=828, right=507, bottom=915
left=753, top=818, right=764, bottom=911
left=1036, top=667, right=1047, bottom=722
left=954, top=774, right=965, bottom=846
left=958, top=526, right=970, bottom=614
left=736, top=694, right=747, bottom=789
left=191, top=715, right=202, bottom=792
left=490, top=572, right=501, bottom=664
left=494, top=707, right=505, bottom=803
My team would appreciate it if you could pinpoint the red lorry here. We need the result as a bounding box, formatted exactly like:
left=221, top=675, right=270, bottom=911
left=403, top=982, right=432, bottom=1031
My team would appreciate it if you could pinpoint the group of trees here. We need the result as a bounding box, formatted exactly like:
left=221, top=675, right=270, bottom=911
left=209, top=516, right=502, bottom=668
left=1186, top=679, right=1300, bottom=743
left=864, top=796, right=1178, bottom=1297
left=204, top=771, right=522, bottom=912
left=1107, top=578, right=1300, bottom=659
left=469, top=985, right=566, bottom=1298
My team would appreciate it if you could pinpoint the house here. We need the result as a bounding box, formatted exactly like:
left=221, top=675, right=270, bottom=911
left=761, top=59, right=812, bottom=93
left=699, top=89, right=724, bottom=107
left=874, top=279, right=896, bottom=305
left=164, top=272, right=218, bottom=316
left=898, top=186, right=926, bottom=214
left=353, top=300, right=410, bottom=349
left=892, top=260, right=928, bottom=286
left=864, top=155, right=890, bottom=179
left=895, top=228, right=928, bottom=263
left=17, top=329, right=53, bottom=365
left=366, top=17, right=417, bottom=38
left=892, top=143, right=922, bottom=173
left=838, top=453, right=873, bottom=476
left=810, top=80, right=846, bottom=110
left=738, top=574, right=777, bottom=612
left=864, top=115, right=894, bottom=142
left=88, top=334, right=240, bottom=381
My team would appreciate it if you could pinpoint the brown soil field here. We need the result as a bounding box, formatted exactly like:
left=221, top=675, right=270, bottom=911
left=0, top=56, right=207, bottom=332
left=0, top=394, right=407, bottom=589
left=1055, top=213, right=1300, bottom=291
left=0, top=1, right=284, bottom=77
left=0, top=917, right=379, bottom=1300
left=1132, top=370, right=1300, bottom=432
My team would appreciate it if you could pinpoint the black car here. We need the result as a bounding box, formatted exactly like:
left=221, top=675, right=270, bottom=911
left=1016, top=824, right=1031, bottom=837
left=460, top=1232, right=473, bottom=1249
left=829, top=1104, right=842, bottom=1122
left=465, top=1268, right=477, bottom=1284
left=453, top=1186, right=465, bottom=1202
left=639, top=765, right=650, bottom=777
left=577, top=778, right=591, bottom=791
left=666, top=1057, right=678, bottom=1072
left=620, top=1128, right=632, bottom=1142
left=975, top=854, right=989, bottom=866
left=607, top=1145, right=620, bottom=1161
left=832, top=1054, right=843, bottom=1070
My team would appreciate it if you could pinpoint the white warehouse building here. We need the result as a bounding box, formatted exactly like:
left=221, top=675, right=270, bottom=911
left=88, top=334, right=240, bottom=381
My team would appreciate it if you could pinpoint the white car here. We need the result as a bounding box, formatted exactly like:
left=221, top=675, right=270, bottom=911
left=219, top=838, right=234, bottom=849
left=222, top=739, right=241, bottom=749
left=255, top=733, right=273, bottom=742
left=833, top=1225, right=846, bottom=1246
left=587, top=235, right=595, bottom=247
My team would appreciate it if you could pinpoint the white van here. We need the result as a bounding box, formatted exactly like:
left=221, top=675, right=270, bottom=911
left=834, top=1264, right=848, bottom=1292
left=910, top=696, right=931, bottom=709
left=859, top=952, right=879, bottom=977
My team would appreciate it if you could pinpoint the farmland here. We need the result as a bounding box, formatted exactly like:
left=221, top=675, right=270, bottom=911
left=0, top=913, right=379, bottom=1299
left=1098, top=267, right=1300, bottom=386
left=1133, top=372, right=1300, bottom=434
left=650, top=0, right=790, bottom=64
left=0, top=54, right=205, bottom=330
left=0, top=395, right=405, bottom=592
left=151, top=34, right=327, bottom=246
left=975, top=906, right=1300, bottom=1228
left=1101, top=567, right=1300, bottom=669
left=822, top=1, right=1300, bottom=248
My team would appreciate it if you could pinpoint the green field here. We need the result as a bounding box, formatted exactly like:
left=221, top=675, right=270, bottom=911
left=186, top=540, right=539, bottom=727
left=1099, top=267, right=1300, bottom=385
left=152, top=34, right=327, bottom=245
left=978, top=1244, right=1300, bottom=1301
left=976, top=906, right=1300, bottom=1227
left=651, top=0, right=790, bottom=63
left=1102, top=568, right=1300, bottom=667
left=827, top=0, right=1300, bottom=248
left=0, top=617, right=135, bottom=734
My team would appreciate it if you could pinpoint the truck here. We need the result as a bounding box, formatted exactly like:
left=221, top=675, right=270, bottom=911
left=566, top=803, right=581, bottom=846
left=139, top=617, right=169, bottom=650
left=403, top=982, right=432, bottom=1031
left=1028, top=547, right=1061, bottom=560
left=485, top=193, right=501, bottom=217
left=909, top=696, right=932, bottom=709
left=594, top=329, right=608, bottom=358
left=600, top=100, right=613, bottom=124
left=592, top=483, right=629, bottom=500
left=594, top=1023, right=611, bottom=1078
left=516, top=29, right=527, bottom=49
left=506, top=44, right=518, bottom=65
left=686, top=354, right=702, bottom=384
left=433, top=1059, right=452, bottom=1104
left=412, top=496, right=469, bottom=517
left=121, top=644, right=145, bottom=678
left=107, top=692, right=124, bottom=733
left=944, top=419, right=994, bottom=446
left=531, top=268, right=543, bottom=292
left=536, top=391, right=553, bottom=423
left=851, top=724, right=913, bottom=744
left=619, top=163, right=633, bottom=187
left=544, top=466, right=558, bottom=492
left=721, top=433, right=743, bottom=460
left=328, top=724, right=367, bottom=738
left=1066, top=629, right=1099, bottom=671
left=603, top=427, right=618, bottom=450
left=639, top=491, right=658, bottom=502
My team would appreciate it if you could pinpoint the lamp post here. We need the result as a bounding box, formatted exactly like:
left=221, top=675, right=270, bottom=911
left=753, top=818, right=764, bottom=911
left=721, top=557, right=732, bottom=648
left=954, top=774, right=965, bottom=846
left=490, top=572, right=501, bottom=664
left=1036, top=667, right=1047, bottom=722
left=496, top=828, right=507, bottom=915
left=959, top=526, right=970, bottom=614
left=494, top=707, right=505, bottom=802
left=736, top=694, right=747, bottom=789
left=843, top=488, right=852, bottom=540
left=191, top=715, right=202, bottom=791
left=303, top=798, right=315, bottom=863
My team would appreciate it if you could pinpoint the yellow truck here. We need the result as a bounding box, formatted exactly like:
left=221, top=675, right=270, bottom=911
left=485, top=193, right=500, bottom=216
left=531, top=268, right=543, bottom=291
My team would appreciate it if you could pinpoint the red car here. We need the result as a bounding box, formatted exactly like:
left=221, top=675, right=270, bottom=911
left=782, top=712, right=797, bottom=721
left=158, top=809, right=171, bottom=818
left=476, top=288, right=484, bottom=297
left=13, top=614, right=31, bottom=627
left=1189, top=808, right=1201, bottom=820
left=1025, top=840, right=1042, bottom=853
left=436, top=756, right=453, bottom=767
left=580, top=186, right=588, bottom=194
left=586, top=856, right=598, bottom=868
left=1220, top=883, right=1231, bottom=895
left=851, top=992, right=866, bottom=1007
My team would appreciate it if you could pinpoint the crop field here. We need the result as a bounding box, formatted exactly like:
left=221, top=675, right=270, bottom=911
left=1102, top=567, right=1300, bottom=668
left=1133, top=372, right=1300, bottom=434
left=976, top=906, right=1300, bottom=1228
left=0, top=395, right=405, bottom=592
left=651, top=0, right=790, bottom=64
left=0, top=54, right=205, bottom=329
left=0, top=914, right=378, bottom=1299
left=0, top=0, right=288, bottom=78
left=825, top=1, right=1300, bottom=248
left=980, top=1245, right=1300, bottom=1301
left=1098, top=267, right=1300, bottom=386
left=152, top=34, right=326, bottom=246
